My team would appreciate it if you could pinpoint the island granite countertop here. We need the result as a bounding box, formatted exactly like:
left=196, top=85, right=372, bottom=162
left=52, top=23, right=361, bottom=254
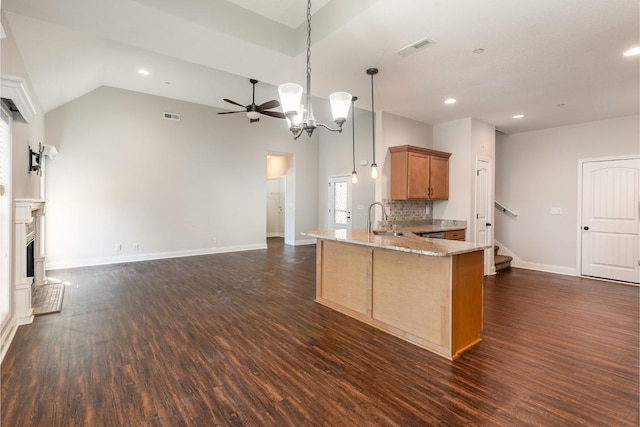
left=302, top=228, right=491, bottom=257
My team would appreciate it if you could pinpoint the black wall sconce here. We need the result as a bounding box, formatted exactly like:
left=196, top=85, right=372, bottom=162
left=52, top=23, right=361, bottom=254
left=29, top=143, right=44, bottom=175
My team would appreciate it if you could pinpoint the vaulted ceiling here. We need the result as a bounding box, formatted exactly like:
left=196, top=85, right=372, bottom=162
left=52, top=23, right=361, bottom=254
left=2, top=0, right=638, bottom=133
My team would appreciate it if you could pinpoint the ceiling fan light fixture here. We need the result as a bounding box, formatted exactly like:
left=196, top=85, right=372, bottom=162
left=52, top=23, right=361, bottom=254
left=246, top=111, right=260, bottom=120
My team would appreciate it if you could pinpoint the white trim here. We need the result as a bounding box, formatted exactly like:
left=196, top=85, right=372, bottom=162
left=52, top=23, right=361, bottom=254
left=0, top=22, right=6, bottom=40
left=576, top=155, right=640, bottom=281
left=0, top=74, right=37, bottom=123
left=292, top=238, right=316, bottom=246
left=495, top=239, right=578, bottom=277
left=0, top=313, right=17, bottom=365
left=266, top=232, right=285, bottom=238
left=46, top=243, right=268, bottom=270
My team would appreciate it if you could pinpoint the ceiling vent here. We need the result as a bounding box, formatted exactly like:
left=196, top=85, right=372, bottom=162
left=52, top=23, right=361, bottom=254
left=163, top=112, right=181, bottom=121
left=395, top=37, right=437, bottom=58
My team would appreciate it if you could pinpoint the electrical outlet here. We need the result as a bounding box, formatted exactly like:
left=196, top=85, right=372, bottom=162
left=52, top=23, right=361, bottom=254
left=133, top=243, right=139, bottom=250
left=115, top=244, right=122, bottom=251
left=550, top=208, right=563, bottom=215
left=212, top=237, right=217, bottom=244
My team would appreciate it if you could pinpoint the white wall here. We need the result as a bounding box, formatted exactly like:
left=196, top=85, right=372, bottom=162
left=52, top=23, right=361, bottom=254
left=0, top=12, right=46, bottom=362
left=432, top=118, right=472, bottom=222
left=495, top=115, right=640, bottom=274
left=44, top=86, right=319, bottom=269
left=432, top=118, right=496, bottom=235
left=1, top=12, right=45, bottom=199
left=317, top=105, right=376, bottom=230
left=379, top=112, right=433, bottom=202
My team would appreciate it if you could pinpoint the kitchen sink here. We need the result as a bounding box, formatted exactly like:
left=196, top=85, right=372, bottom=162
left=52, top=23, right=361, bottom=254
left=372, top=230, right=404, bottom=236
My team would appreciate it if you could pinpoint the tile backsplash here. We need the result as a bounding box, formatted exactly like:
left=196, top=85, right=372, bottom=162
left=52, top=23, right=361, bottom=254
left=384, top=199, right=434, bottom=222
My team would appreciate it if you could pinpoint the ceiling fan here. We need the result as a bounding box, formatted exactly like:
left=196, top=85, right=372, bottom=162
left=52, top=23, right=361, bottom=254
left=218, top=78, right=285, bottom=123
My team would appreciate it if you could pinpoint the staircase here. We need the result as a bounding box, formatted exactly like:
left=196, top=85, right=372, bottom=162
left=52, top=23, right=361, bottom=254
left=494, top=245, right=513, bottom=272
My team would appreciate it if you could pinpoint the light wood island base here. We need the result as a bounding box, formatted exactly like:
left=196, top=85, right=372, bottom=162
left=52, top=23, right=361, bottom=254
left=315, top=239, right=484, bottom=360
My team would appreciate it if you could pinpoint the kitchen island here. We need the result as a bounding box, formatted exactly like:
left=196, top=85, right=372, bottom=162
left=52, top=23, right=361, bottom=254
left=303, top=228, right=491, bottom=360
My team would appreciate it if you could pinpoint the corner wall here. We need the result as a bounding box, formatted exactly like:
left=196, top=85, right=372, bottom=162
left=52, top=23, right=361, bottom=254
left=495, top=115, right=639, bottom=274
left=44, top=86, right=318, bottom=269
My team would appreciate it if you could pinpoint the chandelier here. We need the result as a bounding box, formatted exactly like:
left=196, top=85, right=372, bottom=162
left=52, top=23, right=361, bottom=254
left=278, top=0, right=352, bottom=140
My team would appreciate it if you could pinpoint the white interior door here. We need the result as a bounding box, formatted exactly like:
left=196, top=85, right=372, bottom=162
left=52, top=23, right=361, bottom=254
left=581, top=158, right=640, bottom=283
left=475, top=159, right=493, bottom=275
left=328, top=175, right=353, bottom=230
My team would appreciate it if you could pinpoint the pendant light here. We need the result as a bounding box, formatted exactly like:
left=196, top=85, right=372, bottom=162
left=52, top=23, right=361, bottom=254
left=278, top=0, right=352, bottom=140
left=367, top=68, right=379, bottom=179
left=351, top=96, right=358, bottom=184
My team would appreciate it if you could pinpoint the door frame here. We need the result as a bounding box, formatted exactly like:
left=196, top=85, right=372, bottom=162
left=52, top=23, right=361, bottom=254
left=327, top=174, right=353, bottom=230
left=475, top=157, right=495, bottom=276
left=576, top=154, right=640, bottom=282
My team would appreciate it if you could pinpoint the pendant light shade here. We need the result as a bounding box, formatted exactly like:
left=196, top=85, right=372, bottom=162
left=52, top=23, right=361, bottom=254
left=278, top=83, right=304, bottom=116
left=330, top=92, right=352, bottom=125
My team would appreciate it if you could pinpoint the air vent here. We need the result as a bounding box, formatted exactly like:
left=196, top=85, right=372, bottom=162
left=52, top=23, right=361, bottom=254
left=163, top=112, right=181, bottom=121
left=395, top=37, right=437, bottom=58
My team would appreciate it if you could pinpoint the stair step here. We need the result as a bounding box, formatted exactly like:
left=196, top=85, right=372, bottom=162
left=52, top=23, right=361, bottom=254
left=495, top=254, right=513, bottom=272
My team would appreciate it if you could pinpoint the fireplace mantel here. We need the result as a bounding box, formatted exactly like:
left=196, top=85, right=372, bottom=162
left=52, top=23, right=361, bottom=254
left=14, top=198, right=46, bottom=325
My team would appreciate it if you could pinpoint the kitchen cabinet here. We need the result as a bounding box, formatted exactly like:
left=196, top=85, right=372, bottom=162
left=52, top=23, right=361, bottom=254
left=445, top=229, right=465, bottom=241
left=389, top=145, right=451, bottom=200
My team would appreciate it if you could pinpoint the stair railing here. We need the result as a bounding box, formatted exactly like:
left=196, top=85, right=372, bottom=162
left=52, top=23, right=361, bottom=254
left=495, top=201, right=518, bottom=217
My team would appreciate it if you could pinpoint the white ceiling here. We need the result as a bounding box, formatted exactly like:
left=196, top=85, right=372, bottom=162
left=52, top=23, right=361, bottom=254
left=2, top=0, right=638, bottom=134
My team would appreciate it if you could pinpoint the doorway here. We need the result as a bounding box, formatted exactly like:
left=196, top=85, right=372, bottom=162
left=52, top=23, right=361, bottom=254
left=475, top=158, right=494, bottom=275
left=266, top=177, right=285, bottom=238
left=579, top=157, right=640, bottom=284
left=327, top=175, right=353, bottom=230
left=266, top=153, right=293, bottom=245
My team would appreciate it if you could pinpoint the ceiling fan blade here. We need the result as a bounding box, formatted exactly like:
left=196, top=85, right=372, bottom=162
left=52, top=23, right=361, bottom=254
left=257, top=99, right=280, bottom=110
left=259, top=110, right=286, bottom=119
left=217, top=111, right=244, bottom=114
left=223, top=98, right=247, bottom=109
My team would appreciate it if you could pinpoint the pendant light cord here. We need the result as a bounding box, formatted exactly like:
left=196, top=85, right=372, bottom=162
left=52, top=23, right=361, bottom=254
left=352, top=97, right=357, bottom=171
left=305, top=0, right=312, bottom=115
left=370, top=70, right=376, bottom=165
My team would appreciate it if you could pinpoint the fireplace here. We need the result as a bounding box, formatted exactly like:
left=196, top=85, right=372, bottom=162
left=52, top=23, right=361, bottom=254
left=15, top=199, right=46, bottom=325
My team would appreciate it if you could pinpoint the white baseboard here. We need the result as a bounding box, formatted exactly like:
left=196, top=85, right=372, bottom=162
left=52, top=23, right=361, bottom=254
left=291, top=238, right=317, bottom=246
left=266, top=232, right=285, bottom=238
left=46, top=243, right=268, bottom=270
left=0, top=313, right=17, bottom=365
left=494, top=240, right=578, bottom=277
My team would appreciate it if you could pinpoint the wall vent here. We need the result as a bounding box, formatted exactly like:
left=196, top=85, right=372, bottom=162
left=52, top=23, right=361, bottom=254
left=163, top=112, right=181, bottom=121
left=395, top=37, right=437, bottom=58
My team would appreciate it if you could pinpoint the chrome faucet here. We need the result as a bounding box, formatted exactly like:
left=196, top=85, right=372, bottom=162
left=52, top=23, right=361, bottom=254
left=367, top=202, right=388, bottom=233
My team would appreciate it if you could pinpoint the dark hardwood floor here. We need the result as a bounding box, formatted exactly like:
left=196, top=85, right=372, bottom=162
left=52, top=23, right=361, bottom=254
left=2, top=238, right=638, bottom=426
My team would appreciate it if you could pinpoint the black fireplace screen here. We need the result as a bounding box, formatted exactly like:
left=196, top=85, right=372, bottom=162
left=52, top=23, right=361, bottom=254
left=26, top=239, right=34, bottom=279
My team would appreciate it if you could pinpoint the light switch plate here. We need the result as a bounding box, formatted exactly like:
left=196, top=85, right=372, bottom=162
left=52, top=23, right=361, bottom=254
left=550, top=208, right=563, bottom=215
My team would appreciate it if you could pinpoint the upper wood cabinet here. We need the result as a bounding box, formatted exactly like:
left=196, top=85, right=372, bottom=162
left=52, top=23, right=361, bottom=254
left=389, top=145, right=451, bottom=200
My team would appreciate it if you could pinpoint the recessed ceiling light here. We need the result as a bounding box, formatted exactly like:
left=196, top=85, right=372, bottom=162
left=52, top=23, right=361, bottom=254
left=472, top=48, right=485, bottom=54
left=624, top=47, right=640, bottom=56
left=138, top=69, right=150, bottom=76
left=444, top=98, right=456, bottom=104
left=513, top=114, right=524, bottom=119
